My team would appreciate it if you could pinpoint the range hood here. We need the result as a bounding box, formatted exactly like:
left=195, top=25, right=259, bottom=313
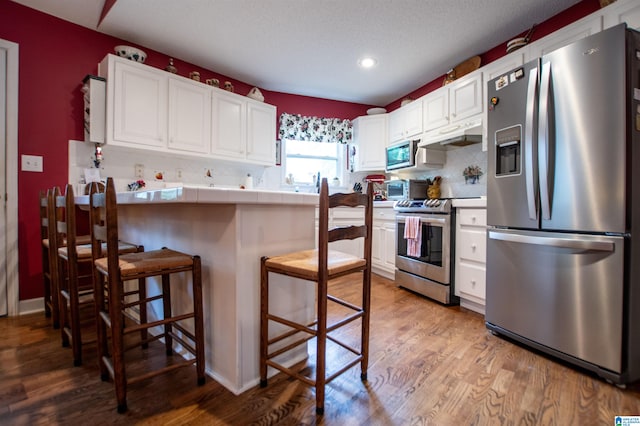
left=419, top=118, right=483, bottom=148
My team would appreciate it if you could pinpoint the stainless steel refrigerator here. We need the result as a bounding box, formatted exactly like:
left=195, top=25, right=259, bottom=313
left=486, top=23, right=640, bottom=385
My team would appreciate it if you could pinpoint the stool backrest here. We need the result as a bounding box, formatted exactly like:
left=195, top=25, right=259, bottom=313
left=39, top=190, right=50, bottom=242
left=89, top=177, right=120, bottom=271
left=317, top=177, right=373, bottom=268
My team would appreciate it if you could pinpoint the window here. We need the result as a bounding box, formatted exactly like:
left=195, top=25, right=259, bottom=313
left=284, top=139, right=344, bottom=185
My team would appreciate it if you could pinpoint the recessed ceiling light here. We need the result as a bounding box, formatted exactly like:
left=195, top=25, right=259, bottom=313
left=358, top=57, right=377, bottom=69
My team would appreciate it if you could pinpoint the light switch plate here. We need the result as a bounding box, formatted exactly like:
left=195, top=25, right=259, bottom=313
left=21, top=154, right=43, bottom=172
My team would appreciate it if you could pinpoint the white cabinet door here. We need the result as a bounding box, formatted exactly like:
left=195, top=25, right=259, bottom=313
left=602, top=0, right=640, bottom=31
left=422, top=72, right=483, bottom=134
left=247, top=101, right=276, bottom=165
left=212, top=90, right=247, bottom=160
left=481, top=52, right=524, bottom=151
left=354, top=114, right=387, bottom=171
left=112, top=58, right=168, bottom=148
left=455, top=208, right=487, bottom=313
left=422, top=89, right=449, bottom=132
left=389, top=100, right=422, bottom=143
left=403, top=100, right=423, bottom=139
left=168, top=78, right=211, bottom=154
left=524, top=15, right=603, bottom=61
left=382, top=221, right=396, bottom=273
left=449, top=72, right=483, bottom=123
left=371, top=207, right=396, bottom=279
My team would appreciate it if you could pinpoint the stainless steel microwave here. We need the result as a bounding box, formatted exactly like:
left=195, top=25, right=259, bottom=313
left=385, top=179, right=429, bottom=201
left=386, top=140, right=419, bottom=171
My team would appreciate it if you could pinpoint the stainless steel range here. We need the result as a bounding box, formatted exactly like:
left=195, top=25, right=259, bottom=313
left=394, top=198, right=458, bottom=305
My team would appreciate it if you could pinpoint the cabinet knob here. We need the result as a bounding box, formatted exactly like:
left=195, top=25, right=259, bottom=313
left=471, top=244, right=477, bottom=250
left=471, top=280, right=476, bottom=286
left=471, top=216, right=477, bottom=222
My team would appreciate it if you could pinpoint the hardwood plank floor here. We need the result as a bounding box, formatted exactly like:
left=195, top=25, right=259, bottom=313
left=1, top=273, right=639, bottom=425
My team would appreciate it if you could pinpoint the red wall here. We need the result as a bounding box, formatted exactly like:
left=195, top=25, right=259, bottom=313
left=0, top=0, right=601, bottom=302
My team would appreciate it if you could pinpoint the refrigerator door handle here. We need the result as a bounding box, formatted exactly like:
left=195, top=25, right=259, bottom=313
left=538, top=62, right=552, bottom=220
left=488, top=230, right=614, bottom=252
left=524, top=69, right=538, bottom=221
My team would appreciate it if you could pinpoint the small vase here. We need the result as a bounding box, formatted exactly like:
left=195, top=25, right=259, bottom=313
left=164, top=58, right=177, bottom=74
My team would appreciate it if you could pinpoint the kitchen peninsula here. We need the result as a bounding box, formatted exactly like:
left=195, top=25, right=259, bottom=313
left=76, top=186, right=318, bottom=394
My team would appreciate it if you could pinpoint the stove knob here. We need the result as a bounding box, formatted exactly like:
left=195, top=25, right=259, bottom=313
left=433, top=199, right=441, bottom=207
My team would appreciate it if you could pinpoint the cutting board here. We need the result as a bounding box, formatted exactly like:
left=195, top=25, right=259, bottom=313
left=443, top=55, right=481, bottom=86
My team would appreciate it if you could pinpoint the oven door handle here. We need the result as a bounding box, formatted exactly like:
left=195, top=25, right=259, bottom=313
left=396, top=215, right=447, bottom=225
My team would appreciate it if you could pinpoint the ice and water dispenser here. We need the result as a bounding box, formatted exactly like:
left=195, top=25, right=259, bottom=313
left=495, top=125, right=521, bottom=176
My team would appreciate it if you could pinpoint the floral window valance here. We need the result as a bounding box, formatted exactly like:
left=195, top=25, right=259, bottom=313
left=278, top=112, right=352, bottom=144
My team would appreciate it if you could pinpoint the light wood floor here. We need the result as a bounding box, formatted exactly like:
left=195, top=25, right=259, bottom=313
left=1, top=273, right=639, bottom=425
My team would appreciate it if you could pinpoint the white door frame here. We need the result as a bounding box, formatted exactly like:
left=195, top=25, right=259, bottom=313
left=1, top=38, right=19, bottom=316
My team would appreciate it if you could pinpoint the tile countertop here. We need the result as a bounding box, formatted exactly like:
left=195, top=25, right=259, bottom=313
left=452, top=197, right=487, bottom=208
left=75, top=185, right=319, bottom=206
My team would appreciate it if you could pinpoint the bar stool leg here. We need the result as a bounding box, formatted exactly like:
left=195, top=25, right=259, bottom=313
left=259, top=257, right=269, bottom=387
left=109, top=274, right=127, bottom=413
left=59, top=261, right=71, bottom=348
left=193, top=256, right=205, bottom=385
left=315, top=277, right=328, bottom=416
left=138, top=277, right=148, bottom=349
left=161, top=274, right=173, bottom=356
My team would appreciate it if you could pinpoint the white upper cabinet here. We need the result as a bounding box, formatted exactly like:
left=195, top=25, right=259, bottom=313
left=602, top=0, right=640, bottom=30
left=246, top=100, right=277, bottom=165
left=168, top=78, right=211, bottom=154
left=524, top=14, right=603, bottom=60
left=105, top=55, right=168, bottom=148
left=353, top=114, right=387, bottom=171
left=211, top=89, right=247, bottom=160
left=389, top=100, right=422, bottom=143
left=423, top=72, right=483, bottom=133
left=481, top=51, right=524, bottom=151
left=99, top=54, right=276, bottom=165
left=211, top=89, right=276, bottom=165
left=422, top=89, right=449, bottom=132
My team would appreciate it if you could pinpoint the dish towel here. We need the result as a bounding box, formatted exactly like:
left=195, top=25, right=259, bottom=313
left=404, top=216, right=422, bottom=257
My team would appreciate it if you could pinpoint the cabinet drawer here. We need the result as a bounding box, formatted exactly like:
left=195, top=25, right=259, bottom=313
left=457, top=228, right=486, bottom=262
left=374, top=207, right=396, bottom=221
left=457, top=263, right=486, bottom=300
left=458, top=208, right=486, bottom=227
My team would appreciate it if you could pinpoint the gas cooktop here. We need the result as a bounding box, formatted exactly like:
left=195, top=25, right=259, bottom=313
left=393, top=198, right=452, bottom=214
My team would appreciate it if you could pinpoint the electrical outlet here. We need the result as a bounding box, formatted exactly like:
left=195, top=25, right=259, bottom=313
left=134, top=164, right=144, bottom=178
left=176, top=168, right=183, bottom=180
left=21, top=154, right=43, bottom=172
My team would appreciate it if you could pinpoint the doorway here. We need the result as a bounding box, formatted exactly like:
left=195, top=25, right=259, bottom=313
left=0, top=38, right=19, bottom=316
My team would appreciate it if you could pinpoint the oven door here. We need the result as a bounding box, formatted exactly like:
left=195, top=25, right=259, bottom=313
left=395, top=213, right=451, bottom=284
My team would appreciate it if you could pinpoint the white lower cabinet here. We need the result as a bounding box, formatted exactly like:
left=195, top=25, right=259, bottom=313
left=455, top=207, right=487, bottom=314
left=372, top=206, right=396, bottom=279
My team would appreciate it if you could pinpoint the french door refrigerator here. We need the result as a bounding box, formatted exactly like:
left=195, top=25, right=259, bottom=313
left=486, top=23, right=640, bottom=385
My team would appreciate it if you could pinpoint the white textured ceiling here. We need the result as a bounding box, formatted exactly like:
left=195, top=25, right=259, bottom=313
left=13, top=0, right=580, bottom=106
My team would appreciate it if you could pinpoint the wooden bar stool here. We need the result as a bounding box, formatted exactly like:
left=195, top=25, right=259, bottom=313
left=40, top=190, right=57, bottom=326
left=260, top=178, right=373, bottom=415
left=55, top=184, right=141, bottom=366
left=90, top=177, right=205, bottom=413
left=41, top=188, right=91, bottom=329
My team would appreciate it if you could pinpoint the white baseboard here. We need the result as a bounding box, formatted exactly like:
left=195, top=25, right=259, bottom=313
left=19, top=297, right=44, bottom=315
